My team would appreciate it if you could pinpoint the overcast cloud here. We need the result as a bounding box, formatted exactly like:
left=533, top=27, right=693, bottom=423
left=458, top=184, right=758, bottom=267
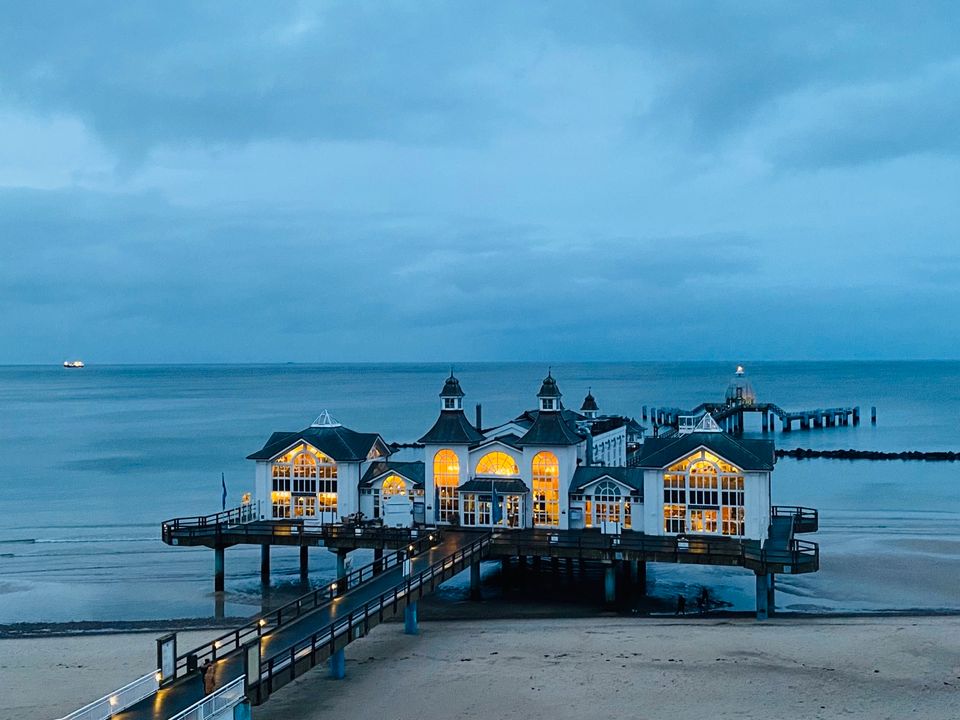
left=1, top=1, right=958, bottom=362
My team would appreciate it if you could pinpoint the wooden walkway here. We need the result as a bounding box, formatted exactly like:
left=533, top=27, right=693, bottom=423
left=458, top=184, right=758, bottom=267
left=111, top=530, right=489, bottom=719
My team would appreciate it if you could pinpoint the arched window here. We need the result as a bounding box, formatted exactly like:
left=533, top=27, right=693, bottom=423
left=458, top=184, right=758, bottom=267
left=294, top=452, right=317, bottom=478
left=532, top=451, right=559, bottom=526
left=663, top=450, right=743, bottom=536
left=592, top=481, right=622, bottom=525
left=382, top=475, right=407, bottom=496
left=433, top=449, right=460, bottom=522
left=476, top=451, right=519, bottom=476
left=270, top=444, right=338, bottom=520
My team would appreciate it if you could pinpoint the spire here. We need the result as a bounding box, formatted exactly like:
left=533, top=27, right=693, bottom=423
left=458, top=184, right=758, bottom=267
left=537, top=370, right=562, bottom=412
left=580, top=387, right=599, bottom=418
left=310, top=409, right=342, bottom=428
left=440, top=371, right=465, bottom=410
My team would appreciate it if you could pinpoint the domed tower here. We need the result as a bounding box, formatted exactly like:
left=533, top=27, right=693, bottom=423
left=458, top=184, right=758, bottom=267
left=537, top=370, right=562, bottom=412
left=418, top=371, right=483, bottom=526
left=580, top=388, right=599, bottom=419
left=725, top=365, right=757, bottom=407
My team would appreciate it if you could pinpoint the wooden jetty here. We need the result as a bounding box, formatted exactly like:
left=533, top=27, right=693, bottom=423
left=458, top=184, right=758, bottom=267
left=643, top=401, right=861, bottom=435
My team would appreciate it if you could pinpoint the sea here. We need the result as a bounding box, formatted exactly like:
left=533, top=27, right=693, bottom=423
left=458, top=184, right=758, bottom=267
left=1, top=362, right=958, bottom=625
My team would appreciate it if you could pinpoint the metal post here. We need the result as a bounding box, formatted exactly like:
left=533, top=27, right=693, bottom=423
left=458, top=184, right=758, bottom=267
left=767, top=574, right=775, bottom=617
left=373, top=548, right=384, bottom=575
left=604, top=563, right=616, bottom=605
left=260, top=544, right=270, bottom=586
left=329, top=648, right=345, bottom=679
left=755, top=573, right=769, bottom=620
left=214, top=546, right=225, bottom=592
left=404, top=601, right=419, bottom=635
left=299, top=546, right=309, bottom=582
left=470, top=560, right=481, bottom=600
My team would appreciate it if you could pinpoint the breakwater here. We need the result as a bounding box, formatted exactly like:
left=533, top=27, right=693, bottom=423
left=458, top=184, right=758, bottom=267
left=777, top=448, right=960, bottom=461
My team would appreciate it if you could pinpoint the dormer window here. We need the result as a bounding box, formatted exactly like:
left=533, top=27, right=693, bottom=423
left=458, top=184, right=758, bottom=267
left=542, top=398, right=555, bottom=411
left=444, top=397, right=457, bottom=410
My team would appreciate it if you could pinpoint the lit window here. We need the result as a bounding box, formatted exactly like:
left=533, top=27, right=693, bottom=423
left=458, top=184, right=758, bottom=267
left=592, top=480, right=622, bottom=525
left=662, top=450, right=744, bottom=536
left=532, top=451, right=559, bottom=526
left=476, top=451, right=520, bottom=476
left=433, top=449, right=460, bottom=522
left=271, top=445, right=338, bottom=521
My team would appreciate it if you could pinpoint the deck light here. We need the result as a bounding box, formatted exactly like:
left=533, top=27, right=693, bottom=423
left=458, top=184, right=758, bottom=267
left=109, top=696, right=118, bottom=706
left=214, top=640, right=222, bottom=648
left=155, top=671, right=163, bottom=682
left=330, top=582, right=337, bottom=591
left=258, top=619, right=267, bottom=627
left=408, top=544, right=414, bottom=552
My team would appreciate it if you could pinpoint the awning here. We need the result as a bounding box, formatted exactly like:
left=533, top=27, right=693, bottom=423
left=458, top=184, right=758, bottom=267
left=458, top=478, right=529, bottom=494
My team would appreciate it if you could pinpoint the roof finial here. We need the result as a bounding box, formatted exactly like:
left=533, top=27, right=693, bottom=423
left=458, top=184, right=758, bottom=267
left=449, top=365, right=455, bottom=379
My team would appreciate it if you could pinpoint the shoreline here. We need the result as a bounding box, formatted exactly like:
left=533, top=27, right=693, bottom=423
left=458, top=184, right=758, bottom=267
left=6, top=606, right=960, bottom=640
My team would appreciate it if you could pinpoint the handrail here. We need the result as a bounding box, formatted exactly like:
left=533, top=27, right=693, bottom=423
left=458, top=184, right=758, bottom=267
left=57, top=670, right=159, bottom=720
left=162, top=504, right=257, bottom=537
left=771, top=505, right=817, bottom=519
left=163, top=516, right=431, bottom=544
left=252, top=533, right=492, bottom=692
left=173, top=530, right=442, bottom=678
left=166, top=676, right=245, bottom=720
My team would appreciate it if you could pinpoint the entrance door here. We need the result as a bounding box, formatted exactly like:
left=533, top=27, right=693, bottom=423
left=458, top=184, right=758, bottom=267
left=688, top=508, right=719, bottom=534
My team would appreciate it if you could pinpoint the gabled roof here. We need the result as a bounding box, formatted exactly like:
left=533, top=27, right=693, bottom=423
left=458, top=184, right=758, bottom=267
left=360, top=461, right=425, bottom=488
left=517, top=410, right=584, bottom=446
left=418, top=410, right=485, bottom=445
left=247, top=424, right=389, bottom=462
left=636, top=433, right=775, bottom=471
left=571, top=467, right=645, bottom=496
left=471, top=433, right=523, bottom=451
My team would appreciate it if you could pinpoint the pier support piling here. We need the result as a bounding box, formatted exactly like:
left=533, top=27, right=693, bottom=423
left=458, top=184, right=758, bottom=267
left=214, top=546, right=225, bottom=592
left=373, top=548, right=384, bottom=575
left=336, top=549, right=349, bottom=580
left=604, top=563, right=617, bottom=605
left=767, top=574, right=776, bottom=617
left=755, top=572, right=769, bottom=620
left=260, top=544, right=271, bottom=586
left=404, top=601, right=419, bottom=635
left=871, top=406, right=877, bottom=425
left=633, top=560, right=647, bottom=596
left=299, top=545, right=309, bottom=582
left=470, top=560, right=481, bottom=601
left=329, top=648, right=346, bottom=679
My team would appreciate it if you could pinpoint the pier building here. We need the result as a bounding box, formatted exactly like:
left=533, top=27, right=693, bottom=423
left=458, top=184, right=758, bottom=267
left=75, top=370, right=822, bottom=720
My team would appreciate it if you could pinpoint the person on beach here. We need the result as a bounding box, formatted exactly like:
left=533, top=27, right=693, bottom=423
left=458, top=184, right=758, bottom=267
left=676, top=594, right=686, bottom=615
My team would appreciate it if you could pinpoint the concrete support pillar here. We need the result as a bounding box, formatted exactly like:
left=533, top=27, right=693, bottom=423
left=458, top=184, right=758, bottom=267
left=470, top=560, right=481, bottom=601
left=404, top=601, right=419, bottom=635
left=871, top=406, right=877, bottom=425
left=336, top=549, right=348, bottom=580
left=784, top=418, right=791, bottom=433
left=755, top=573, right=769, bottom=620
left=329, top=648, right=345, bottom=679
left=633, top=560, right=647, bottom=595
left=214, top=546, right=225, bottom=592
left=604, top=563, right=616, bottom=605
left=373, top=548, right=384, bottom=575
left=260, top=544, right=270, bottom=586
left=233, top=700, right=252, bottom=720
left=761, top=412, right=768, bottom=432
left=767, top=574, right=776, bottom=616
left=299, top=545, right=309, bottom=582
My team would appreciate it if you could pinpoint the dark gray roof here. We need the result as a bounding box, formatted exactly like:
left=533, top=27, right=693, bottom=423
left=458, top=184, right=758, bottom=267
left=418, top=410, right=485, bottom=445
left=247, top=425, right=389, bottom=462
left=517, top=410, right=584, bottom=446
left=636, top=433, right=775, bottom=471
left=537, top=371, right=562, bottom=398
left=360, top=461, right=425, bottom=488
left=571, top=467, right=645, bottom=496
left=588, top=416, right=629, bottom=436
left=471, top=433, right=523, bottom=450
left=580, top=391, right=599, bottom=412
left=440, top=373, right=465, bottom=398
left=458, top=478, right=529, bottom=494
left=515, top=408, right=584, bottom=425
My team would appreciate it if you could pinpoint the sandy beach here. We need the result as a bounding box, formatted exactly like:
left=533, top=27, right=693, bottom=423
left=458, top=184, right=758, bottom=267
left=4, top=617, right=958, bottom=720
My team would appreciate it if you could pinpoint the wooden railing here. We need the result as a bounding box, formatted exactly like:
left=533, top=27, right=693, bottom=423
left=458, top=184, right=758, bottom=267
left=57, top=671, right=159, bottom=720
left=161, top=504, right=258, bottom=542
left=496, top=529, right=818, bottom=573
left=250, top=532, right=492, bottom=703
left=171, top=531, right=442, bottom=679
left=771, top=505, right=819, bottom=533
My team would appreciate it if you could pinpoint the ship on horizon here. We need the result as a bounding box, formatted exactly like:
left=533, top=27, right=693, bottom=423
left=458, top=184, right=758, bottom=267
left=63, top=360, right=85, bottom=368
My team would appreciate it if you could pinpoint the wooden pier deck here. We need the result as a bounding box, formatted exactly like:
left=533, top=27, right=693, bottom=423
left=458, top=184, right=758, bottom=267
left=643, top=401, right=862, bottom=434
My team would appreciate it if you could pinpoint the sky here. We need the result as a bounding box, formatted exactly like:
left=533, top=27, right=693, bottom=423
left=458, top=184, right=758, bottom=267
left=1, top=1, right=959, bottom=363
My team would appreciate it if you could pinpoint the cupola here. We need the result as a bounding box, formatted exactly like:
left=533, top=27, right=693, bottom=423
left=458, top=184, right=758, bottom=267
left=440, top=370, right=465, bottom=411
left=537, top=370, right=562, bottom=412
left=580, top=388, right=599, bottom=419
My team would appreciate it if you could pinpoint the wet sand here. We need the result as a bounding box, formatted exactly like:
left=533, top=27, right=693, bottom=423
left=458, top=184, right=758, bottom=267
left=4, top=617, right=959, bottom=720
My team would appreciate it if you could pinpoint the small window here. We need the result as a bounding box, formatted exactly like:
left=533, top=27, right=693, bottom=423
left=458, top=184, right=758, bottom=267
left=444, top=398, right=456, bottom=409
left=542, top=399, right=554, bottom=410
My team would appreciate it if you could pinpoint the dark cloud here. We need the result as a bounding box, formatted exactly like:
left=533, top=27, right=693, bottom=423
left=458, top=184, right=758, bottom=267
left=1, top=3, right=959, bottom=361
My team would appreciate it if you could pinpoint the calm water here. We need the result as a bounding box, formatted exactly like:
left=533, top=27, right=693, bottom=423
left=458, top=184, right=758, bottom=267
left=1, top=362, right=958, bottom=623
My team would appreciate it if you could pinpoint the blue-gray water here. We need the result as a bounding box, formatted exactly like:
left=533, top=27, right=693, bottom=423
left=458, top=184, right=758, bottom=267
left=1, top=362, right=958, bottom=624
